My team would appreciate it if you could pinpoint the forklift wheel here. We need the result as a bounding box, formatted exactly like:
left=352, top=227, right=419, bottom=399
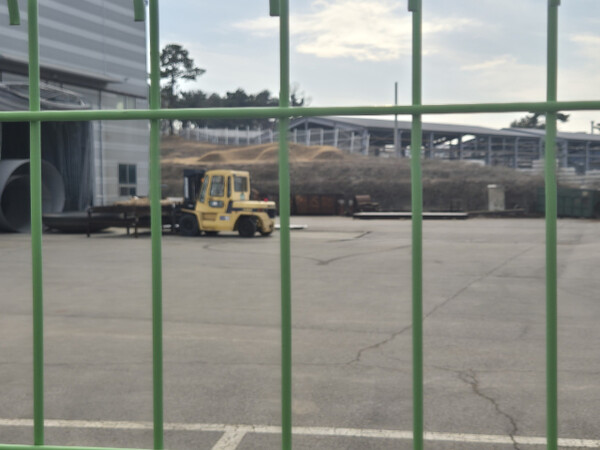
left=179, top=214, right=199, bottom=236
left=238, top=217, right=257, bottom=237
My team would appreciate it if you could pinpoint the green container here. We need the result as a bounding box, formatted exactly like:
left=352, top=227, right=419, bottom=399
left=537, top=187, right=600, bottom=218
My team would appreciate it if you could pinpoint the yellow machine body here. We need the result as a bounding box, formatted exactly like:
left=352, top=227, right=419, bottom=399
left=180, top=169, right=276, bottom=237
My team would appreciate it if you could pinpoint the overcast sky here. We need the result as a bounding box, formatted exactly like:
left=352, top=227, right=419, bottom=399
left=159, top=0, right=600, bottom=133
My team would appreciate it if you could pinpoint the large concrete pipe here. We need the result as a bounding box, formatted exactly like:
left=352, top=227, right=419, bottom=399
left=0, top=159, right=65, bottom=232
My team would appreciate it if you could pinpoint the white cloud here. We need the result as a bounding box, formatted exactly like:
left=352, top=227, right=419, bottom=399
left=235, top=0, right=477, bottom=62
left=460, top=55, right=513, bottom=72
left=560, top=65, right=600, bottom=103
left=569, top=33, right=600, bottom=63
left=570, top=34, right=600, bottom=44
left=234, top=17, right=279, bottom=38
left=453, top=54, right=545, bottom=102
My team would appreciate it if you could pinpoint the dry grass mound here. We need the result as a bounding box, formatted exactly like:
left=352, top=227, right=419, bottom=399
left=313, top=148, right=344, bottom=160
left=161, top=136, right=222, bottom=159
left=161, top=136, right=545, bottom=213
left=162, top=136, right=344, bottom=164
left=257, top=146, right=278, bottom=160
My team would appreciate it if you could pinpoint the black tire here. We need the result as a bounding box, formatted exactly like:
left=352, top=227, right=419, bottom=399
left=238, top=216, right=257, bottom=237
left=179, top=214, right=199, bottom=236
left=259, top=228, right=273, bottom=236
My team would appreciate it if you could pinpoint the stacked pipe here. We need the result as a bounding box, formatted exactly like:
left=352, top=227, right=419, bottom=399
left=0, top=159, right=65, bottom=232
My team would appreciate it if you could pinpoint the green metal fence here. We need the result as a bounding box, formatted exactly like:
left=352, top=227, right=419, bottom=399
left=0, top=0, right=599, bottom=449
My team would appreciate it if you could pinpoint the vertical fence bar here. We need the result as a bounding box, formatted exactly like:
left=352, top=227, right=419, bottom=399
left=545, top=1, right=559, bottom=449
left=7, top=0, right=20, bottom=25
left=148, top=0, right=164, bottom=448
left=278, top=0, right=292, bottom=448
left=133, top=0, right=145, bottom=22
left=408, top=1, right=423, bottom=449
left=27, top=0, right=44, bottom=445
left=394, top=81, right=399, bottom=155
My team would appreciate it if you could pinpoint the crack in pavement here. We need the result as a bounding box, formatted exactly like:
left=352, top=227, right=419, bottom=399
left=200, top=228, right=371, bottom=254
left=201, top=242, right=278, bottom=256
left=457, top=369, right=521, bottom=450
left=430, top=365, right=521, bottom=450
left=420, top=245, right=534, bottom=323
left=213, top=244, right=408, bottom=267
left=346, top=324, right=412, bottom=365
left=202, top=234, right=407, bottom=267
left=308, top=245, right=409, bottom=266
left=517, top=324, right=531, bottom=340
left=328, top=231, right=372, bottom=242
left=347, top=246, right=534, bottom=364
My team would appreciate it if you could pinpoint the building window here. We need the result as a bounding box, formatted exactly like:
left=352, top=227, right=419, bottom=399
left=119, top=163, right=137, bottom=196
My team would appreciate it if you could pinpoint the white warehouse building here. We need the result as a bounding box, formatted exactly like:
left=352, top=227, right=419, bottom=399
left=0, top=0, right=149, bottom=210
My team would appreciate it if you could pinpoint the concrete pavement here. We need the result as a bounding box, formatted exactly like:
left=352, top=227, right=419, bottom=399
left=0, top=217, right=598, bottom=449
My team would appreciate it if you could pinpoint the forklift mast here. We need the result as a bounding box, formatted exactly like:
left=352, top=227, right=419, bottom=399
left=183, top=169, right=206, bottom=209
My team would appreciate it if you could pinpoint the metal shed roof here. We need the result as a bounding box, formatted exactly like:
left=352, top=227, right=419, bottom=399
left=291, top=116, right=530, bottom=138
left=504, top=127, right=600, bottom=143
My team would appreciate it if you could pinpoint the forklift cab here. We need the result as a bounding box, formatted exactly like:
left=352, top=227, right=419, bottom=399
left=197, top=171, right=250, bottom=209
left=179, top=169, right=275, bottom=237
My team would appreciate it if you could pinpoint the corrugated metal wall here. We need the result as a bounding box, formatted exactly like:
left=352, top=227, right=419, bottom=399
left=0, top=0, right=149, bottom=206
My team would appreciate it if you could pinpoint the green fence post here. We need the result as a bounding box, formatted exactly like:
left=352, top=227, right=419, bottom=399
left=269, top=0, right=280, bottom=17
left=546, top=1, right=559, bottom=449
left=133, top=0, right=145, bottom=22
left=278, top=0, right=292, bottom=448
left=409, top=0, right=424, bottom=449
left=27, top=0, right=44, bottom=445
left=7, top=0, right=20, bottom=25
left=148, top=0, right=164, bottom=448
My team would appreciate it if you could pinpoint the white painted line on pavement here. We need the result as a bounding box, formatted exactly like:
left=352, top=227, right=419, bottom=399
left=1, top=418, right=599, bottom=448
left=210, top=426, right=250, bottom=450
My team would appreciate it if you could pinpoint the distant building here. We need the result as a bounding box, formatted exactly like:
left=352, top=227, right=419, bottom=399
left=290, top=116, right=600, bottom=173
left=0, top=1, right=148, bottom=208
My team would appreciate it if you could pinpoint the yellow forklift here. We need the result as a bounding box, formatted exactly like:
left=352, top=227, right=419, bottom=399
left=179, top=169, right=276, bottom=237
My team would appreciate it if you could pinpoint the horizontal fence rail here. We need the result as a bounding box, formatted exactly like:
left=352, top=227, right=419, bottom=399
left=1, top=101, right=600, bottom=122
left=0, top=0, right=597, bottom=449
